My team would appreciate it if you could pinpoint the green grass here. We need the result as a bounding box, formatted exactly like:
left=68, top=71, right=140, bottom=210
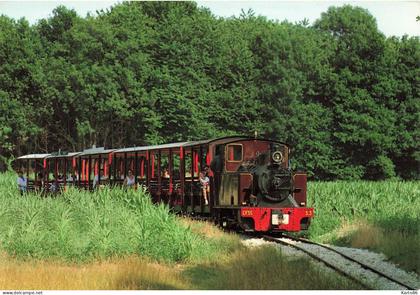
left=1, top=172, right=416, bottom=288
left=183, top=245, right=363, bottom=290
left=0, top=172, right=238, bottom=263
left=307, top=181, right=420, bottom=273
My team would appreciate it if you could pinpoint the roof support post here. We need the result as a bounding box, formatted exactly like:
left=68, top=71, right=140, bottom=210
left=26, top=159, right=30, bottom=181
left=113, top=154, right=117, bottom=185
left=88, top=155, right=92, bottom=190
left=78, top=157, right=82, bottom=187
left=134, top=151, right=138, bottom=184
left=124, top=152, right=127, bottom=179
left=98, top=154, right=102, bottom=185
left=157, top=150, right=161, bottom=202
left=199, top=145, right=203, bottom=211
left=64, top=158, right=67, bottom=189
left=180, top=147, right=185, bottom=211
left=146, top=151, right=150, bottom=188
left=190, top=146, right=194, bottom=211
left=34, top=159, right=38, bottom=188
left=168, top=149, right=173, bottom=197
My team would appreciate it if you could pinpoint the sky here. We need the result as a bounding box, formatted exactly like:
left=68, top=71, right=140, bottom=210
left=0, top=1, right=418, bottom=37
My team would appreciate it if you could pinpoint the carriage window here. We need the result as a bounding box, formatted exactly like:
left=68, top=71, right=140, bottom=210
left=226, top=144, right=243, bottom=162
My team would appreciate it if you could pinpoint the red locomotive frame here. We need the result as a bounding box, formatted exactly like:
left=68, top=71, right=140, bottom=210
left=16, top=136, right=314, bottom=233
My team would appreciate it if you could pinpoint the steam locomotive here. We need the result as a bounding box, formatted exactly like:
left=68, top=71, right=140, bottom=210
left=16, top=136, right=314, bottom=233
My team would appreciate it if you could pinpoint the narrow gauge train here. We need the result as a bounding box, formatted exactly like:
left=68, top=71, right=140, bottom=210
left=16, top=136, right=314, bottom=233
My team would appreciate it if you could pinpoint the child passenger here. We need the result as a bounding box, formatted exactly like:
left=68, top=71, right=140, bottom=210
left=17, top=170, right=27, bottom=195
left=199, top=171, right=209, bottom=205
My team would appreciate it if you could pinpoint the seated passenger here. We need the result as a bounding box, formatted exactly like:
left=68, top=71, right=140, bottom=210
left=17, top=170, right=27, bottom=195
left=93, top=174, right=99, bottom=189
left=35, top=172, right=44, bottom=192
left=124, top=169, right=136, bottom=188
left=204, top=165, right=211, bottom=177
left=50, top=175, right=59, bottom=193
left=67, top=172, right=77, bottom=183
left=93, top=170, right=107, bottom=189
left=199, top=171, right=209, bottom=205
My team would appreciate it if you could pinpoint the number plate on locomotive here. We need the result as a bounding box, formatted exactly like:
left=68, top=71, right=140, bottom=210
left=242, top=210, right=253, bottom=216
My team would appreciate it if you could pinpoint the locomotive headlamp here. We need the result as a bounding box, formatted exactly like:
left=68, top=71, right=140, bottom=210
left=272, top=151, right=283, bottom=163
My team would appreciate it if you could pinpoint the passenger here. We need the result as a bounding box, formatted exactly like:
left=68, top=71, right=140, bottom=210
left=204, top=165, right=211, bottom=177
left=199, top=171, right=209, bottom=205
left=50, top=175, right=58, bottom=193
left=17, top=170, right=27, bottom=195
left=124, top=169, right=136, bottom=188
left=93, top=173, right=99, bottom=189
left=36, top=172, right=44, bottom=192
left=203, top=164, right=211, bottom=195
left=68, top=171, right=79, bottom=184
left=162, top=168, right=170, bottom=178
left=67, top=173, right=76, bottom=183
left=93, top=170, right=107, bottom=189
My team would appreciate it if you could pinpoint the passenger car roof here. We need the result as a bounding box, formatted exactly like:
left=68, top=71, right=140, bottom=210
left=17, top=153, right=50, bottom=160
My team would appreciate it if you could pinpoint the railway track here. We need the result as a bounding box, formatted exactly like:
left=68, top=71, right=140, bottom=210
left=262, top=234, right=418, bottom=290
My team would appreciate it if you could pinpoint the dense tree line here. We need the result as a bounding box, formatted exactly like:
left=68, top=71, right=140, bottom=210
left=0, top=2, right=419, bottom=180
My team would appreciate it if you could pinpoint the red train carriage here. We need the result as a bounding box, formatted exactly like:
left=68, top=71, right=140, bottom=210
left=16, top=151, right=81, bottom=192
left=15, top=136, right=314, bottom=233
left=44, top=152, right=81, bottom=192
left=73, top=147, right=116, bottom=190
left=16, top=153, right=50, bottom=191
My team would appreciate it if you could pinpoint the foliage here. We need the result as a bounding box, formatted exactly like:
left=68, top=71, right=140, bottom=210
left=0, top=2, right=418, bottom=180
left=306, top=180, right=420, bottom=273
left=307, top=181, right=420, bottom=237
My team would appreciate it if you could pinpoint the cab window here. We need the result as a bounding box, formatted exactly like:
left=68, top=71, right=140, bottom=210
left=226, top=144, right=243, bottom=162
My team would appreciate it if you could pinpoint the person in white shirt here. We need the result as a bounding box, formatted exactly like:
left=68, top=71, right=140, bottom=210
left=124, top=169, right=136, bottom=188
left=17, top=170, right=27, bottom=195
left=93, top=170, right=107, bottom=189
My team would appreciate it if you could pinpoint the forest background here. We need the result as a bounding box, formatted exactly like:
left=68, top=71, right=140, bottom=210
left=0, top=1, right=418, bottom=180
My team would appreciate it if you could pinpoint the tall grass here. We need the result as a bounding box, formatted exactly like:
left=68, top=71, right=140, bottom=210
left=0, top=254, right=189, bottom=290
left=0, top=172, right=239, bottom=263
left=307, top=181, right=420, bottom=273
left=183, top=246, right=363, bottom=290
left=0, top=173, right=398, bottom=289
left=307, top=181, right=420, bottom=238
left=0, top=247, right=363, bottom=290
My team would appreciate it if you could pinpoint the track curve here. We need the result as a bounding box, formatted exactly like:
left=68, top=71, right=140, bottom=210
left=262, top=234, right=417, bottom=290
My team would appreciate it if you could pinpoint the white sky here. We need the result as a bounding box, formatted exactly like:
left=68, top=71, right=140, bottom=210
left=0, top=1, right=418, bottom=37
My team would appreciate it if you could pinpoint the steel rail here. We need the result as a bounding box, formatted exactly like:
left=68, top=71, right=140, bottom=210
left=262, top=235, right=416, bottom=290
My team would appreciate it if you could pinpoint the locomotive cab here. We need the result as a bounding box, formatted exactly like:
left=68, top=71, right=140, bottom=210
left=210, top=138, right=314, bottom=232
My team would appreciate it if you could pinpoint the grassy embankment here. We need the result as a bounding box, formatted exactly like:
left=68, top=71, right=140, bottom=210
left=307, top=181, right=420, bottom=274
left=0, top=172, right=361, bottom=290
